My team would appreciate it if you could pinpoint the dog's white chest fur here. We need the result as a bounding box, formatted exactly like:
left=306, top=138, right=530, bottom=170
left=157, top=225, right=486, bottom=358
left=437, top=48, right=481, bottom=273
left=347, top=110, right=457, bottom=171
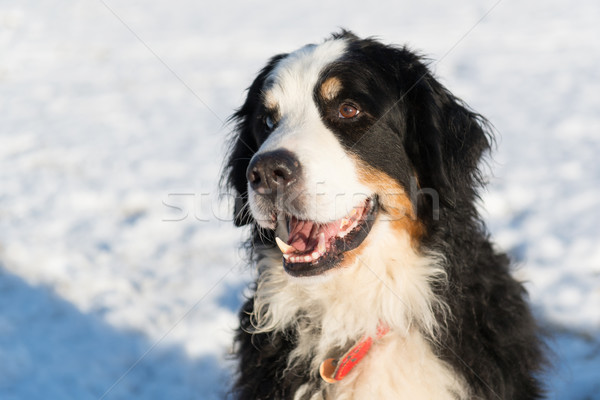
left=253, top=222, right=469, bottom=400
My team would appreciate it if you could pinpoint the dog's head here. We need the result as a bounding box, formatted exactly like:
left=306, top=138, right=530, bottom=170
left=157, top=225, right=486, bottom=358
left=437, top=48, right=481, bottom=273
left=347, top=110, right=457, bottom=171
left=225, top=31, right=491, bottom=277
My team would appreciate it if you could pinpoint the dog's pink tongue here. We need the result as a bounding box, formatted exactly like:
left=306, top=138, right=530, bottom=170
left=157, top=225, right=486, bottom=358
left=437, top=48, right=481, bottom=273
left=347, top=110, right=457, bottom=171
left=288, top=218, right=315, bottom=252
left=288, top=217, right=342, bottom=253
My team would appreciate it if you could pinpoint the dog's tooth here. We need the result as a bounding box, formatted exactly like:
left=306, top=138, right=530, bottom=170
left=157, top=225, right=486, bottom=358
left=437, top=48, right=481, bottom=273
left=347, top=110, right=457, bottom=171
left=340, top=218, right=350, bottom=230
left=304, top=255, right=312, bottom=263
left=318, top=233, right=326, bottom=254
left=311, top=252, right=320, bottom=260
left=276, top=237, right=296, bottom=254
left=283, top=253, right=290, bottom=260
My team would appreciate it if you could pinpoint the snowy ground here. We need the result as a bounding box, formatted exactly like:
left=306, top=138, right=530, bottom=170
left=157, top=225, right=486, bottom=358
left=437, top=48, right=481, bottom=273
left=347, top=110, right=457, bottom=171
left=0, top=0, right=599, bottom=398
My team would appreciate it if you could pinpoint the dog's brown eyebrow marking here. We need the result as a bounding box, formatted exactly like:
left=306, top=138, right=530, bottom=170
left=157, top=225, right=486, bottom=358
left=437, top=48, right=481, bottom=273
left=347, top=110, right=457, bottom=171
left=263, top=90, right=278, bottom=110
left=320, top=76, right=343, bottom=100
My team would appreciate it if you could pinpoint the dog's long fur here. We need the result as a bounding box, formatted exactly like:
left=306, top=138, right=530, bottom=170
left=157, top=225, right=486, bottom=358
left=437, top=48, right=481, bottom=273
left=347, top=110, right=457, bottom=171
left=224, top=31, right=545, bottom=399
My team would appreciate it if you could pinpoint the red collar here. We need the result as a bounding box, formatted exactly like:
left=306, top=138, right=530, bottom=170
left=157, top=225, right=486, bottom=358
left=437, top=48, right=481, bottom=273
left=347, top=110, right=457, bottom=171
left=319, top=324, right=389, bottom=383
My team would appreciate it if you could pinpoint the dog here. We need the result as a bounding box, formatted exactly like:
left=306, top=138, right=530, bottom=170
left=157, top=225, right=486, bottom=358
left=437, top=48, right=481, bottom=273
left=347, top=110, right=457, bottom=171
left=224, top=31, right=545, bottom=399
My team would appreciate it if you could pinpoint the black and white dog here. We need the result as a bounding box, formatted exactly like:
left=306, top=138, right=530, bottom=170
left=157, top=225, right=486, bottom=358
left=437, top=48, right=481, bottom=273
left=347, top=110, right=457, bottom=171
left=224, top=31, right=545, bottom=399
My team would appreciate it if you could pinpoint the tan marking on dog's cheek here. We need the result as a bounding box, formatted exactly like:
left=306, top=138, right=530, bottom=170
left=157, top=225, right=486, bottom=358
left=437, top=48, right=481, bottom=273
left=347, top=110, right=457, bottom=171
left=354, top=162, right=425, bottom=246
left=320, top=77, right=343, bottom=101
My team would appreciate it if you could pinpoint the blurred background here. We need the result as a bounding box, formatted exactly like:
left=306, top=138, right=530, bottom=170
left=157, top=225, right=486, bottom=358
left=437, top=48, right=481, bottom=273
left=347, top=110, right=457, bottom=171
left=0, top=0, right=598, bottom=398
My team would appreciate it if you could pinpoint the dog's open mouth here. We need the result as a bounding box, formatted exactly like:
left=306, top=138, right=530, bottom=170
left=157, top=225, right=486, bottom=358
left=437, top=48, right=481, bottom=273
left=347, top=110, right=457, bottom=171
left=275, top=197, right=378, bottom=277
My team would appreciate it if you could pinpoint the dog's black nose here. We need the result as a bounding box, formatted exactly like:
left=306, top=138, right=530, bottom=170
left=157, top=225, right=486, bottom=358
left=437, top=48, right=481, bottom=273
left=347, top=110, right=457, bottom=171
left=247, top=150, right=301, bottom=194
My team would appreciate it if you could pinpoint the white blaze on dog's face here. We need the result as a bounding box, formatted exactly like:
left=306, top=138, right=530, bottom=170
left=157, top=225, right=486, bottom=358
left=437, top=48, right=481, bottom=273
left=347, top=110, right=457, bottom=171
left=250, top=40, right=371, bottom=227
left=242, top=36, right=422, bottom=277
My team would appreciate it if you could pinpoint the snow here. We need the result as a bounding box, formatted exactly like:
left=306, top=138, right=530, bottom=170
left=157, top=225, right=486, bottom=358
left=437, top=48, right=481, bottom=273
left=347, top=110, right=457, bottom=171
left=1, top=0, right=599, bottom=398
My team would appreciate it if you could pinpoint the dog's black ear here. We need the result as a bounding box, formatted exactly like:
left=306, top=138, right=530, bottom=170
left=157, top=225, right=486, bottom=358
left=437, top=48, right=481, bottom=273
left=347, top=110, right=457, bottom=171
left=400, top=54, right=492, bottom=209
left=224, top=54, right=287, bottom=226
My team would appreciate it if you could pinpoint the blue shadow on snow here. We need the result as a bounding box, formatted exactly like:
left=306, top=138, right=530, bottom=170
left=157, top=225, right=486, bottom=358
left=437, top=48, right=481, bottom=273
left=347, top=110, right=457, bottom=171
left=0, top=268, right=231, bottom=400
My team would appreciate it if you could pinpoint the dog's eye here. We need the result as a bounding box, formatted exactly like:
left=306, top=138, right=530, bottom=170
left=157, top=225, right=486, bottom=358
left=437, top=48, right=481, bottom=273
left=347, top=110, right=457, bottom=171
left=338, top=103, right=360, bottom=119
left=265, top=115, right=276, bottom=131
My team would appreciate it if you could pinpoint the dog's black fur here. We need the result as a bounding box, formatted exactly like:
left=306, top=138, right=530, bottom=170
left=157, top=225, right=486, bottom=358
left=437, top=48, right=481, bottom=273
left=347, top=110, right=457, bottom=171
left=224, top=31, right=546, bottom=399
